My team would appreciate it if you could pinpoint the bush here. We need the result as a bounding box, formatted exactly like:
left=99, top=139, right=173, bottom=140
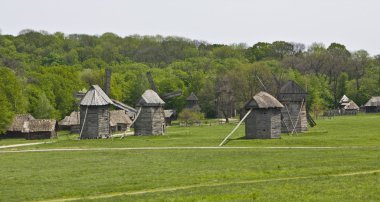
left=178, top=109, right=204, bottom=125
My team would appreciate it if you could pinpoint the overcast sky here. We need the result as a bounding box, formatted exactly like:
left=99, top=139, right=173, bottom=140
left=0, top=0, right=379, bottom=55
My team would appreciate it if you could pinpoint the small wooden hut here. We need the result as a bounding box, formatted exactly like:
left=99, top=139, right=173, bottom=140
left=278, top=80, right=308, bottom=133
left=364, top=96, right=380, bottom=113
left=244, top=91, right=284, bottom=139
left=164, top=109, right=176, bottom=126
left=58, top=111, right=80, bottom=133
left=185, top=92, right=201, bottom=111
left=134, top=90, right=166, bottom=135
left=79, top=85, right=113, bottom=139
left=24, top=119, right=57, bottom=140
left=5, top=114, right=35, bottom=138
left=110, top=110, right=132, bottom=132
left=339, top=95, right=359, bottom=111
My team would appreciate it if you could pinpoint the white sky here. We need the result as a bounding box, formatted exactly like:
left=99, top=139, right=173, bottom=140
left=0, top=0, right=379, bottom=55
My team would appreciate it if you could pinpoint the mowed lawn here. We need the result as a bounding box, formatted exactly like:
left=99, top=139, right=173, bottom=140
left=0, top=114, right=379, bottom=201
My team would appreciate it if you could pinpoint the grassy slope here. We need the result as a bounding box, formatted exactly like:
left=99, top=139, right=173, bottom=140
left=0, top=114, right=379, bottom=201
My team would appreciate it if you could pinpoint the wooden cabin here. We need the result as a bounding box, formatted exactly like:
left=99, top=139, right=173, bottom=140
left=24, top=119, right=57, bottom=140
left=5, top=114, right=35, bottom=138
left=244, top=91, right=284, bottom=139
left=340, top=95, right=359, bottom=111
left=110, top=110, right=132, bottom=133
left=364, top=96, right=380, bottom=113
left=278, top=80, right=308, bottom=133
left=58, top=111, right=80, bottom=133
left=134, top=90, right=166, bottom=135
left=79, top=85, right=113, bottom=139
left=185, top=92, right=201, bottom=111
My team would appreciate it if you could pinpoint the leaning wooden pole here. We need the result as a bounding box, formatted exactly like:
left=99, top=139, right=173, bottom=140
left=79, top=105, right=89, bottom=139
left=219, top=108, right=253, bottom=147
left=121, top=107, right=142, bottom=139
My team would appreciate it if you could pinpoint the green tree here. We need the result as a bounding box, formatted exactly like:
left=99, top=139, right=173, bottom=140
left=0, top=93, right=14, bottom=134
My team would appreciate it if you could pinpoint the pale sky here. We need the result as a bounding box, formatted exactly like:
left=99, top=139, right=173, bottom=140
left=0, top=0, right=379, bottom=55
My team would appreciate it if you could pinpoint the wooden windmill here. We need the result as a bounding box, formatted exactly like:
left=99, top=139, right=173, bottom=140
left=146, top=72, right=182, bottom=101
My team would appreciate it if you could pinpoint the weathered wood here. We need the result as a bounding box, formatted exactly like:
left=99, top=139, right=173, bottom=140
left=245, top=108, right=282, bottom=139
left=244, top=92, right=284, bottom=139
left=279, top=80, right=308, bottom=133
left=80, top=106, right=110, bottom=139
left=134, top=107, right=165, bottom=136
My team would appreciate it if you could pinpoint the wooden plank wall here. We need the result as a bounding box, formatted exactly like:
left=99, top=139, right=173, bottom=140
left=245, top=108, right=281, bottom=139
left=135, top=107, right=165, bottom=135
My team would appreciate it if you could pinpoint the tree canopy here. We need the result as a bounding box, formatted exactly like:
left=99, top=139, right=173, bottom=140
left=0, top=30, right=379, bottom=132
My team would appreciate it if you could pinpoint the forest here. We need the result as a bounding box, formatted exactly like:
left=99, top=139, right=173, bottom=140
left=0, top=29, right=380, bottom=133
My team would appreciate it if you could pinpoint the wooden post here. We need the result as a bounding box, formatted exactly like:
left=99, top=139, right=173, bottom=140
left=79, top=105, right=89, bottom=139
left=219, top=108, right=252, bottom=147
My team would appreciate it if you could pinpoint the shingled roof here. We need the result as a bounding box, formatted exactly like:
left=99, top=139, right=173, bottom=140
left=7, top=114, right=35, bottom=132
left=364, top=96, right=380, bottom=107
left=245, top=91, right=284, bottom=109
left=22, top=119, right=56, bottom=133
left=80, top=85, right=114, bottom=106
left=109, top=110, right=132, bottom=126
left=280, top=80, right=307, bottom=94
left=58, top=111, right=80, bottom=126
left=136, top=90, right=165, bottom=107
left=186, top=92, right=199, bottom=101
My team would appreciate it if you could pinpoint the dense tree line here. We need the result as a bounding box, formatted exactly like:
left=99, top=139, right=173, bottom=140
left=0, top=30, right=379, bottom=132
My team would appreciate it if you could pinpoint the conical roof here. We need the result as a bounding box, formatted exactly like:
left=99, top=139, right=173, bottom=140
left=80, top=85, right=113, bottom=106
left=280, top=80, right=307, bottom=94
left=137, top=90, right=165, bottom=107
left=245, top=91, right=284, bottom=109
left=186, top=92, right=198, bottom=101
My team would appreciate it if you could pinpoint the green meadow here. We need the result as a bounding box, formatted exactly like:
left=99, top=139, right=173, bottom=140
left=0, top=114, right=379, bottom=201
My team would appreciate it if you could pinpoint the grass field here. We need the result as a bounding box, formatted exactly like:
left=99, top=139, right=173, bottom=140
left=0, top=113, right=379, bottom=201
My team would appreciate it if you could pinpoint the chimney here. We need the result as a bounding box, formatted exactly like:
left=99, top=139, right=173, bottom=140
left=104, top=68, right=111, bottom=96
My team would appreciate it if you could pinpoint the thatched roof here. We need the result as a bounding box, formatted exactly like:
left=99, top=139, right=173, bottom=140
left=280, top=80, right=307, bottom=94
left=245, top=91, right=284, bottom=109
left=364, top=96, right=380, bottom=107
left=109, top=110, right=132, bottom=126
left=58, top=111, right=80, bottom=126
left=80, top=85, right=114, bottom=106
left=344, top=100, right=359, bottom=110
left=7, top=114, right=35, bottom=132
left=23, top=119, right=56, bottom=133
left=136, top=89, right=165, bottom=107
left=186, top=92, right=198, bottom=101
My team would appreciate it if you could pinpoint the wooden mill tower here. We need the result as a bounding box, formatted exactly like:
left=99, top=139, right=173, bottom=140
left=244, top=91, right=284, bottom=139
left=134, top=90, right=166, bottom=136
left=278, top=80, right=308, bottom=133
left=79, top=85, right=113, bottom=139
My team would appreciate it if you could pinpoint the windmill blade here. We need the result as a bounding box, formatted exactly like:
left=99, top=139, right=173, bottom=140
left=161, top=91, right=182, bottom=100
left=146, top=72, right=158, bottom=92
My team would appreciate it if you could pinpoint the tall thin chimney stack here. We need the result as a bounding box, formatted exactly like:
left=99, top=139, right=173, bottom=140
left=104, top=68, right=111, bottom=96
